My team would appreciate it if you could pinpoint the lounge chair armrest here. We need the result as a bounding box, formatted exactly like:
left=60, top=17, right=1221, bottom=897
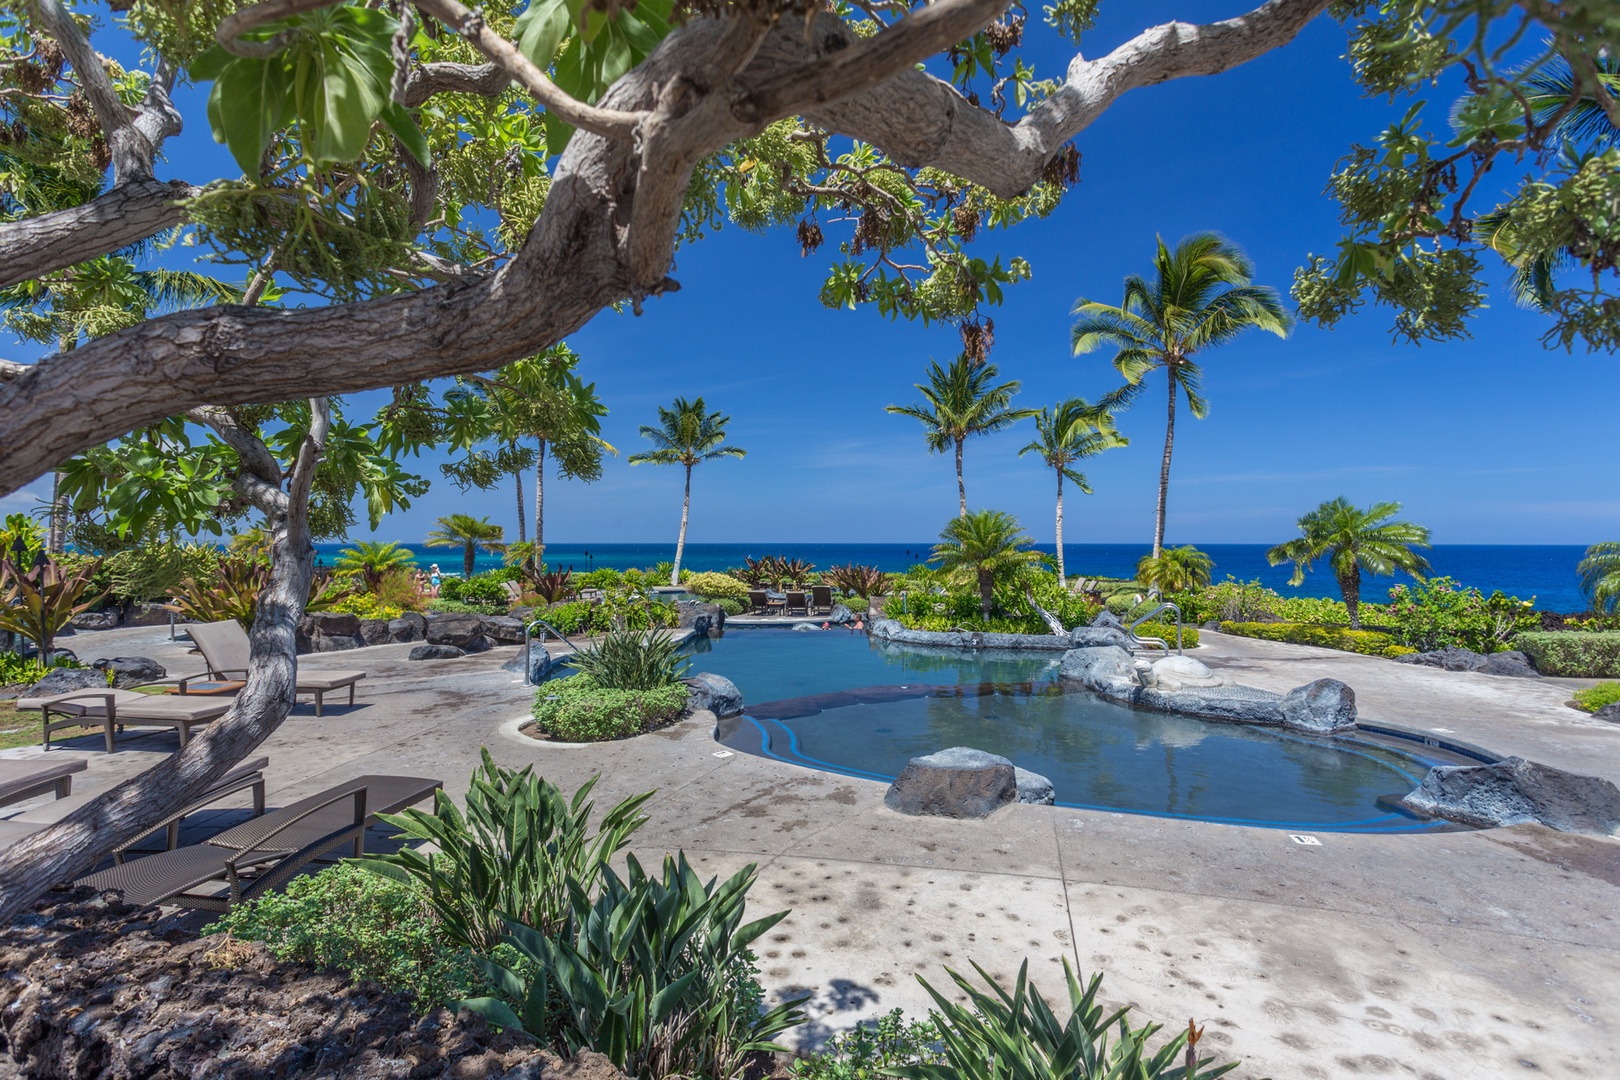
left=33, top=691, right=119, bottom=713
left=223, top=787, right=367, bottom=861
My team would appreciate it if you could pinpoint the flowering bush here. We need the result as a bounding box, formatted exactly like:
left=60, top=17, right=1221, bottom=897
left=1380, top=577, right=1539, bottom=653
left=329, top=593, right=404, bottom=621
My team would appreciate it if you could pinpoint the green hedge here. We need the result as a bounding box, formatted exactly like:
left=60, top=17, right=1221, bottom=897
left=1133, top=620, right=1200, bottom=650
left=1219, top=621, right=1414, bottom=658
left=685, top=571, right=749, bottom=602
left=1513, top=631, right=1620, bottom=678
left=532, top=677, right=689, bottom=742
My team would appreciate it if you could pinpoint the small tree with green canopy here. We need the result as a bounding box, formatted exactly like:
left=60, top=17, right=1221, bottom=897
left=1018, top=398, right=1127, bottom=586
left=1072, top=233, right=1291, bottom=559
left=1577, top=542, right=1620, bottom=616
left=335, top=540, right=416, bottom=591
left=1266, top=497, right=1432, bottom=629
left=426, top=514, right=506, bottom=579
left=628, top=397, right=745, bottom=585
left=1136, top=545, right=1214, bottom=596
left=888, top=354, right=1035, bottom=517
left=930, top=509, right=1044, bottom=622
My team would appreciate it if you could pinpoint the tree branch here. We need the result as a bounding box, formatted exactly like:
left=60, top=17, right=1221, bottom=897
left=401, top=60, right=511, bottom=107
left=0, top=179, right=198, bottom=289
left=216, top=0, right=343, bottom=58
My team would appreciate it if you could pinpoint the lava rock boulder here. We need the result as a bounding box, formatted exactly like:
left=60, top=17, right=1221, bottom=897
left=408, top=644, right=465, bottom=661
left=884, top=746, right=1017, bottom=819
left=90, top=656, right=167, bottom=688
left=1280, top=678, right=1357, bottom=733
left=683, top=672, right=743, bottom=718
left=21, top=667, right=106, bottom=697
left=1014, top=766, right=1055, bottom=806
left=1402, top=756, right=1620, bottom=834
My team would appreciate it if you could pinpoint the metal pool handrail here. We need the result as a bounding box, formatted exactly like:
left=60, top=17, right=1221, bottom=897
left=523, top=618, right=578, bottom=684
left=1128, top=601, right=1184, bottom=656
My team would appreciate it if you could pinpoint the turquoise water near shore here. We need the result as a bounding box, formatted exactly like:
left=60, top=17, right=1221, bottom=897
left=318, top=541, right=1595, bottom=612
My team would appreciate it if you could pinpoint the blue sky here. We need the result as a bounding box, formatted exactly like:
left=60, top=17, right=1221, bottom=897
left=8, top=2, right=1618, bottom=549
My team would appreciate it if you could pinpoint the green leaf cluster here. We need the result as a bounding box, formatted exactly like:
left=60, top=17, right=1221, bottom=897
left=1511, top=631, right=1620, bottom=678
left=532, top=677, right=689, bottom=742
left=1571, top=680, right=1620, bottom=713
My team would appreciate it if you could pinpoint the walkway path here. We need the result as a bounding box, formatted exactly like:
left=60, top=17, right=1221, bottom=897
left=2, top=625, right=1614, bottom=1079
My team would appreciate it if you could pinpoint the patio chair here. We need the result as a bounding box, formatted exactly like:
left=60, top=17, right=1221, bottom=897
left=747, top=590, right=769, bottom=615
left=811, top=586, right=833, bottom=615
left=503, top=580, right=525, bottom=601
left=17, top=688, right=235, bottom=752
left=0, top=758, right=87, bottom=808
left=785, top=590, right=809, bottom=616
left=76, top=772, right=441, bottom=911
left=0, top=757, right=268, bottom=855
left=186, top=620, right=365, bottom=716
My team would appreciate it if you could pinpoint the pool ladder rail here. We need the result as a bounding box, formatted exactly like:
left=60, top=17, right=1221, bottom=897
left=1127, top=600, right=1184, bottom=656
left=522, top=618, right=579, bottom=684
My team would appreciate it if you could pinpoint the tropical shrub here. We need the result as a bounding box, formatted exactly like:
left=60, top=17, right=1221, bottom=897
left=577, top=568, right=625, bottom=590
left=791, top=1009, right=943, bottom=1080
left=1380, top=577, right=1539, bottom=653
left=532, top=568, right=575, bottom=604
left=1577, top=542, right=1620, bottom=615
left=714, top=598, right=745, bottom=616
left=906, top=959, right=1236, bottom=1080
left=592, top=589, right=679, bottom=633
left=333, top=540, right=415, bottom=590
left=542, top=600, right=591, bottom=635
left=686, top=571, right=750, bottom=601
left=826, top=563, right=891, bottom=599
left=328, top=593, right=404, bottom=621
left=463, top=854, right=805, bottom=1080
left=0, top=554, right=106, bottom=656
left=1572, top=681, right=1620, bottom=713
left=648, top=562, right=674, bottom=583
left=1219, top=622, right=1413, bottom=658
left=0, top=651, right=78, bottom=687
left=1513, top=632, right=1620, bottom=678
left=621, top=567, right=646, bottom=587
left=1132, top=621, right=1200, bottom=650
left=1273, top=595, right=1353, bottom=624
left=568, top=629, right=689, bottom=690
left=438, top=573, right=510, bottom=610
left=358, top=751, right=652, bottom=951
left=172, top=559, right=346, bottom=628
left=426, top=598, right=491, bottom=615
left=208, top=863, right=487, bottom=1008
left=101, top=541, right=222, bottom=605
left=532, top=678, right=689, bottom=741
left=371, top=567, right=430, bottom=613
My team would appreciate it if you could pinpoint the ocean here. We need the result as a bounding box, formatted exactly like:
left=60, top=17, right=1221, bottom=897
left=314, top=541, right=1596, bottom=612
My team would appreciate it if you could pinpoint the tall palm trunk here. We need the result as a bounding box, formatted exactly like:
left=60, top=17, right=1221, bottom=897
left=513, top=462, right=527, bottom=544
left=462, top=543, right=475, bottom=578
left=977, top=567, right=994, bottom=621
left=1153, top=371, right=1177, bottom=559
left=672, top=462, right=691, bottom=586
left=47, top=470, right=65, bottom=553
left=1340, top=561, right=1363, bottom=629
left=955, top=436, right=967, bottom=517
left=534, top=439, right=546, bottom=555
left=1054, top=469, right=1066, bottom=587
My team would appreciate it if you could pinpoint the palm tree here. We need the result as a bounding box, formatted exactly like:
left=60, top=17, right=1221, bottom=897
left=1266, top=497, right=1432, bottom=628
left=1072, top=233, right=1291, bottom=558
left=334, top=540, right=415, bottom=590
left=1577, top=542, right=1620, bottom=615
left=628, top=397, right=746, bottom=585
left=1136, top=545, right=1214, bottom=595
left=930, top=509, right=1044, bottom=622
left=1018, top=399, right=1128, bottom=586
left=425, top=514, right=506, bottom=578
left=887, top=354, right=1036, bottom=517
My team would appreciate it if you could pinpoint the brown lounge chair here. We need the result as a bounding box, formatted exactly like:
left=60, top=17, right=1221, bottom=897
left=747, top=590, right=769, bottom=615
left=784, top=590, right=809, bottom=616
left=811, top=586, right=833, bottom=615
left=0, top=758, right=87, bottom=808
left=186, top=620, right=365, bottom=716
left=77, top=773, right=440, bottom=910
left=17, top=688, right=234, bottom=752
left=0, top=757, right=268, bottom=856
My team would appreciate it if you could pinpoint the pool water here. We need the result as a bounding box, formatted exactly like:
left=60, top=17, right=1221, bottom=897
left=692, top=629, right=1461, bottom=833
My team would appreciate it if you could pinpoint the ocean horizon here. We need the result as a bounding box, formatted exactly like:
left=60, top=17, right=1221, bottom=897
left=315, top=541, right=1597, bottom=613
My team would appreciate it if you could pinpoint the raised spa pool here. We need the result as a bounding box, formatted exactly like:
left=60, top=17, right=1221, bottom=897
left=689, top=628, right=1468, bottom=833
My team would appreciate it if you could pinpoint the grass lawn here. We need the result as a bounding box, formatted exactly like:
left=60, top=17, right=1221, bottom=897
left=0, top=698, right=42, bottom=751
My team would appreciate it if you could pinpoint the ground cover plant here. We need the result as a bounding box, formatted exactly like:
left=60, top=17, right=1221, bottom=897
left=1572, top=682, right=1620, bottom=714
left=1219, top=622, right=1412, bottom=658
left=1513, top=632, right=1620, bottom=679
left=532, top=629, right=690, bottom=741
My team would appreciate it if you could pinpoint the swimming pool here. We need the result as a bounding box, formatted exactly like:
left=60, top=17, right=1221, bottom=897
left=690, top=628, right=1468, bottom=833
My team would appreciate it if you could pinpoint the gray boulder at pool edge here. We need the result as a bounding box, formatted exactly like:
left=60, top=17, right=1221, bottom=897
left=684, top=672, right=743, bottom=718
left=1396, top=646, right=1541, bottom=678
left=1147, top=655, right=1223, bottom=691
left=885, top=747, right=1016, bottom=819
left=1014, top=766, right=1055, bottom=805
left=408, top=644, right=465, bottom=660
left=1280, top=678, right=1357, bottom=734
left=501, top=648, right=564, bottom=685
left=1401, top=757, right=1620, bottom=835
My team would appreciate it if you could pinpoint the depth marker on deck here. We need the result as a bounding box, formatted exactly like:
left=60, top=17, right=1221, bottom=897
left=1290, top=834, right=1321, bottom=846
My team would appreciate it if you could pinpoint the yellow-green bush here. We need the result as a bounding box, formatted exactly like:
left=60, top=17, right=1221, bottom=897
left=1219, top=622, right=1413, bottom=658
left=684, top=571, right=750, bottom=602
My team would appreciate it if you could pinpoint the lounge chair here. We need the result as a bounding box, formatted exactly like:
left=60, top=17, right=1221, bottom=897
left=186, top=620, right=365, bottom=716
left=76, top=772, right=441, bottom=910
left=0, top=758, right=87, bottom=808
left=503, top=580, right=525, bottom=602
left=17, top=688, right=235, bottom=752
left=811, top=586, right=833, bottom=615
left=747, top=590, right=769, bottom=615
left=785, top=590, right=809, bottom=616
left=0, top=757, right=268, bottom=855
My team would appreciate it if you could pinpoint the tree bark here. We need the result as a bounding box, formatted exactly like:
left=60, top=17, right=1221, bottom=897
left=955, top=437, right=967, bottom=517
left=463, top=541, right=476, bottom=579
left=47, top=471, right=65, bottom=554
left=0, top=401, right=326, bottom=922
left=1055, top=470, right=1065, bottom=587
left=1154, top=369, right=1177, bottom=559
left=0, top=180, right=200, bottom=290
left=534, top=439, right=547, bottom=555
left=673, top=463, right=692, bottom=586
left=514, top=457, right=527, bottom=545
left=1341, top=561, right=1362, bottom=629
left=0, top=1, right=1331, bottom=499
left=978, top=567, right=993, bottom=621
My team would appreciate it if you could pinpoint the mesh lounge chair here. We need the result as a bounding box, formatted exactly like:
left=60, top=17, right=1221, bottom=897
left=0, top=758, right=87, bottom=808
left=503, top=580, right=525, bottom=602
left=17, top=688, right=235, bottom=752
left=785, top=590, right=809, bottom=616
left=77, top=773, right=440, bottom=910
left=747, top=590, right=769, bottom=615
left=0, top=757, right=268, bottom=855
left=811, top=586, right=833, bottom=615
left=186, top=620, right=365, bottom=716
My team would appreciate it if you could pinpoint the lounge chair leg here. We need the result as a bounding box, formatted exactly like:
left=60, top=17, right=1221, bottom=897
left=105, top=721, right=115, bottom=754
left=314, top=691, right=323, bottom=717
left=177, top=722, right=190, bottom=747
left=54, top=776, right=72, bottom=798
left=349, top=683, right=355, bottom=706
left=252, top=780, right=265, bottom=815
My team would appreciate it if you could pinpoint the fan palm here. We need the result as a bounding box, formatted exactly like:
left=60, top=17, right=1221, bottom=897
left=334, top=540, right=415, bottom=591
left=628, top=397, right=746, bottom=585
left=1018, top=399, right=1128, bottom=586
left=1577, top=542, right=1620, bottom=615
left=1072, top=233, right=1291, bottom=558
left=1266, top=497, right=1432, bottom=628
left=887, top=354, right=1036, bottom=517
left=1136, top=545, right=1214, bottom=595
left=930, top=510, right=1044, bottom=622
left=426, top=514, right=506, bottom=578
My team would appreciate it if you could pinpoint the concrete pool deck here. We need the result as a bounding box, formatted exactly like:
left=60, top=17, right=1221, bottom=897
left=2, top=624, right=1615, bottom=1078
